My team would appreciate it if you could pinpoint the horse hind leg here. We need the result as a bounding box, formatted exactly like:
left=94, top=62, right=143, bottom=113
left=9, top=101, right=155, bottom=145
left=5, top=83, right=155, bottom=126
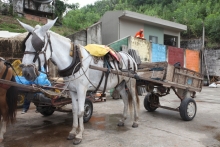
left=126, top=78, right=139, bottom=128
left=115, top=80, right=128, bottom=127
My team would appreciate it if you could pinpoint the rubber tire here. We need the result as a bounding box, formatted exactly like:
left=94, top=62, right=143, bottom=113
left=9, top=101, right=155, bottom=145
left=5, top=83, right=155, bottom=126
left=83, top=98, right=93, bottom=123
left=143, top=93, right=158, bottom=112
left=179, top=98, right=197, bottom=121
left=38, top=106, right=55, bottom=116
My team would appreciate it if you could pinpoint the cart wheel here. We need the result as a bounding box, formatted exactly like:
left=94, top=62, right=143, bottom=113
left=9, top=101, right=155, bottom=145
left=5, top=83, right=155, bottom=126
left=143, top=93, right=158, bottom=112
left=17, top=93, right=25, bottom=108
left=179, top=98, right=197, bottom=121
left=38, top=106, right=56, bottom=116
left=83, top=98, right=93, bottom=123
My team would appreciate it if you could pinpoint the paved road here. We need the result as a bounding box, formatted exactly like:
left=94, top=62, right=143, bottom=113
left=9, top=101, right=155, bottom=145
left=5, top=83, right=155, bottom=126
left=1, top=86, right=220, bottom=147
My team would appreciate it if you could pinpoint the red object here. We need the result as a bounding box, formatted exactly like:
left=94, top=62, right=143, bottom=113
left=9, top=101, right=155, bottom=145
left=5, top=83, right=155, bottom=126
left=168, top=46, right=184, bottom=67
left=135, top=29, right=144, bottom=38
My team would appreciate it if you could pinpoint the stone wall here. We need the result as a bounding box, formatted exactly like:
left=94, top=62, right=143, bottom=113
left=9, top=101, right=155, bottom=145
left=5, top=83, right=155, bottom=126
left=203, top=49, right=220, bottom=76
left=24, top=13, right=47, bottom=24
left=181, top=38, right=202, bottom=50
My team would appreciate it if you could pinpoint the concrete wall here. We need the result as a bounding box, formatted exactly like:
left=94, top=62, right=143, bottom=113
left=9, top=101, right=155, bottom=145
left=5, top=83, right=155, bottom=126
left=204, top=49, right=220, bottom=76
left=67, top=30, right=87, bottom=46
left=119, top=18, right=144, bottom=39
left=167, top=46, right=184, bottom=67
left=100, top=11, right=121, bottom=45
left=87, top=22, right=102, bottom=44
left=145, top=24, right=163, bottom=44
left=128, top=36, right=151, bottom=62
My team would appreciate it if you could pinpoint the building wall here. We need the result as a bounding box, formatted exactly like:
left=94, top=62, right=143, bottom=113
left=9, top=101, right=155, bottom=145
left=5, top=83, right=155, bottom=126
left=145, top=24, right=163, bottom=44
left=87, top=22, right=102, bottom=44
left=164, top=29, right=180, bottom=47
left=151, top=43, right=166, bottom=62
left=119, top=18, right=144, bottom=39
left=185, top=49, right=200, bottom=72
left=167, top=46, right=184, bottom=67
left=128, top=36, right=151, bottom=62
left=101, top=11, right=121, bottom=45
left=67, top=30, right=87, bottom=46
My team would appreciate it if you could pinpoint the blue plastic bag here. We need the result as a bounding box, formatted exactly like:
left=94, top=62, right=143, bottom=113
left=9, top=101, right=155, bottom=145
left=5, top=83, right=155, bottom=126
left=15, top=66, right=51, bottom=86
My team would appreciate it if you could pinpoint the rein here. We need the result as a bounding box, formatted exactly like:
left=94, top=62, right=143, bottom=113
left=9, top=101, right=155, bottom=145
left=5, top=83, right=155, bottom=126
left=0, top=59, right=11, bottom=89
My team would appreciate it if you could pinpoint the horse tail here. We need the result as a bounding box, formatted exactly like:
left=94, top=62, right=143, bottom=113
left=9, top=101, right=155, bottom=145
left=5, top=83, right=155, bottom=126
left=126, top=84, right=133, bottom=111
left=6, top=76, right=18, bottom=124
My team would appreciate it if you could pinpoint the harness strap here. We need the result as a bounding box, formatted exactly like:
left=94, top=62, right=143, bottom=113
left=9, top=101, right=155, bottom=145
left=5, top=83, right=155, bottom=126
left=112, top=60, right=120, bottom=85
left=93, top=72, right=105, bottom=93
left=2, top=65, right=8, bottom=79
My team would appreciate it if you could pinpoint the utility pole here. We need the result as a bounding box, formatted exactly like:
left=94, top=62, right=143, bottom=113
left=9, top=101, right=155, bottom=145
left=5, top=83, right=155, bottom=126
left=202, top=21, right=210, bottom=85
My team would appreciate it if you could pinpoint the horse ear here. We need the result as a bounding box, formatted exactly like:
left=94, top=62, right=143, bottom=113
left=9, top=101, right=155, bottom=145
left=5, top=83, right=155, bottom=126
left=40, top=17, right=58, bottom=34
left=17, top=19, right=34, bottom=33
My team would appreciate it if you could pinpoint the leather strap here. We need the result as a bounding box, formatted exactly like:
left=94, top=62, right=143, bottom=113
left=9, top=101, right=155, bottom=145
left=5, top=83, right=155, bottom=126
left=2, top=64, right=8, bottom=79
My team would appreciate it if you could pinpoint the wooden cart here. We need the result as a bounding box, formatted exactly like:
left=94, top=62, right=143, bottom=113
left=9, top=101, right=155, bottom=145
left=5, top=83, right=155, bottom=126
left=0, top=79, right=94, bottom=123
left=136, top=61, right=203, bottom=121
left=90, top=61, right=203, bottom=121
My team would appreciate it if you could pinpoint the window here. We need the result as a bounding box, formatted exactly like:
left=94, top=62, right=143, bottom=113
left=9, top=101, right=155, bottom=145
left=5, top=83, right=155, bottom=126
left=149, top=36, right=158, bottom=43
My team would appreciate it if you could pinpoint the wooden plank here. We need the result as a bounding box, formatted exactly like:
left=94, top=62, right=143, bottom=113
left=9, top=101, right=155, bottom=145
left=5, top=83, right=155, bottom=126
left=138, top=61, right=168, bottom=69
left=175, top=71, right=203, bottom=80
left=138, top=70, right=165, bottom=80
left=89, top=65, right=202, bottom=92
left=0, top=79, right=39, bottom=92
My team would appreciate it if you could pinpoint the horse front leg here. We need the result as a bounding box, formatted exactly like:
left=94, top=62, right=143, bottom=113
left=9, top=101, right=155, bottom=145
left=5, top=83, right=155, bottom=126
left=72, top=85, right=87, bottom=145
left=0, top=119, right=6, bottom=143
left=67, top=91, right=78, bottom=140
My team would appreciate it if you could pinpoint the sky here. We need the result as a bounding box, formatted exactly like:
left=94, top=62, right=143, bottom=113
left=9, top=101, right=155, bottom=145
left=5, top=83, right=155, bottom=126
left=65, top=0, right=98, bottom=8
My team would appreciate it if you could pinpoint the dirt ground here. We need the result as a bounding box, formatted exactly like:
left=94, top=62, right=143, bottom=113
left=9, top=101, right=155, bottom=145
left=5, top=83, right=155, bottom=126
left=1, top=86, right=220, bottom=147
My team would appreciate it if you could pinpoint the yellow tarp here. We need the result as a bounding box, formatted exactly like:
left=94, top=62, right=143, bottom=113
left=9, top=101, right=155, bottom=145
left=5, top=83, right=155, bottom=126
left=84, top=44, right=111, bottom=57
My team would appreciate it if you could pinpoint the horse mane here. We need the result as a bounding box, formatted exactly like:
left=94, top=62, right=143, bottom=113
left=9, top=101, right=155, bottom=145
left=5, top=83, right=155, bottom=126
left=21, top=29, right=71, bottom=52
left=48, top=30, right=71, bottom=43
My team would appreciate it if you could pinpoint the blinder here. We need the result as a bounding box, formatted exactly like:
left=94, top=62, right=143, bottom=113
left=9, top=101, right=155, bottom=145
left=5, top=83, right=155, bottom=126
left=31, top=32, right=45, bottom=63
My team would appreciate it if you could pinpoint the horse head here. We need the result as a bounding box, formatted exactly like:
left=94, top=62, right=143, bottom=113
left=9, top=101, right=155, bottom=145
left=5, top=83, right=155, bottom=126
left=17, top=18, right=58, bottom=81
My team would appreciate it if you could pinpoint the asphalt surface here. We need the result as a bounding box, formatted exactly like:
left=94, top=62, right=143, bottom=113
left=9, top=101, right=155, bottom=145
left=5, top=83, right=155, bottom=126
left=1, top=86, right=220, bottom=147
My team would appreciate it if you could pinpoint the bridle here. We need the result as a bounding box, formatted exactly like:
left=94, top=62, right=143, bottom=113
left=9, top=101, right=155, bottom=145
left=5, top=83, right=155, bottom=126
left=23, top=30, right=53, bottom=74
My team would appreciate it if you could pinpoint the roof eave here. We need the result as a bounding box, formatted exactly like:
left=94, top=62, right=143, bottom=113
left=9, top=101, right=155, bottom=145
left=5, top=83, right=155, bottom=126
left=120, top=11, right=187, bottom=31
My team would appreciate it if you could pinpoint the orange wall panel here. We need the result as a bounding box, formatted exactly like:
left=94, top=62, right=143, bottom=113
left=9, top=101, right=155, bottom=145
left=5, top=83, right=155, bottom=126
left=185, top=49, right=200, bottom=72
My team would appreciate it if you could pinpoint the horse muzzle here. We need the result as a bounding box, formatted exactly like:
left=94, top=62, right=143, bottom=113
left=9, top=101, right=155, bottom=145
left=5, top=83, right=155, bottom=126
left=20, top=64, right=39, bottom=81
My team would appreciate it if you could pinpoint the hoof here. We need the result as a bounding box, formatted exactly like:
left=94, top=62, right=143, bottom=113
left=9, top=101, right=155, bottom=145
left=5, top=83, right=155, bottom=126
left=73, top=138, right=82, bottom=145
left=67, top=134, right=75, bottom=140
left=117, top=122, right=124, bottom=127
left=132, top=122, right=138, bottom=128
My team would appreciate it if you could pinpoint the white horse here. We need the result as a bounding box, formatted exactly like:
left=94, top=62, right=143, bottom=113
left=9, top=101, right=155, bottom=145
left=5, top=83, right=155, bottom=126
left=18, top=18, right=140, bottom=145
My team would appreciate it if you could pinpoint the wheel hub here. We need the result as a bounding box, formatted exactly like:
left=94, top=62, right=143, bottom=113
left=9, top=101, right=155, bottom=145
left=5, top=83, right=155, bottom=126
left=187, top=102, right=196, bottom=118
